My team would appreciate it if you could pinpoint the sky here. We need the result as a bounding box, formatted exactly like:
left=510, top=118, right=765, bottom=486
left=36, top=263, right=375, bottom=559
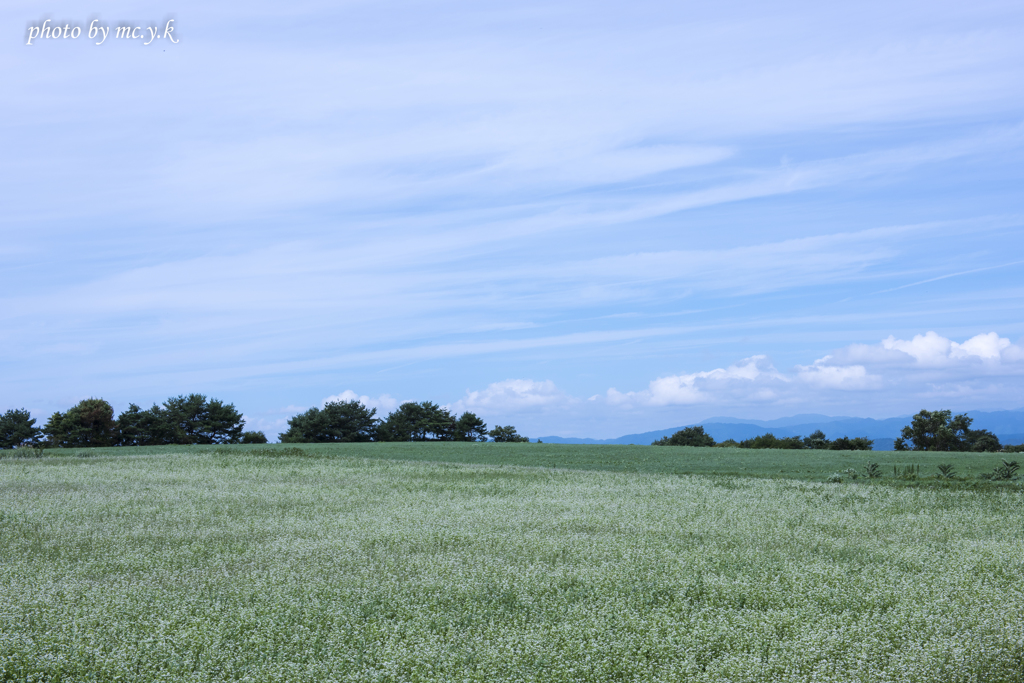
left=2, top=0, right=1023, bottom=439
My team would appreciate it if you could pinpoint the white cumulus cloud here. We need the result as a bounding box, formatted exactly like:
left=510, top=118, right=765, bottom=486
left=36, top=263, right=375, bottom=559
left=450, top=379, right=568, bottom=414
left=604, top=331, right=1024, bottom=412
left=837, top=331, right=1024, bottom=369
left=607, top=355, right=788, bottom=407
left=796, top=356, right=881, bottom=390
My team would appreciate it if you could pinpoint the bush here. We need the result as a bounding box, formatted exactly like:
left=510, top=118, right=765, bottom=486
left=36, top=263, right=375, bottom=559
left=803, top=430, right=830, bottom=450
left=739, top=433, right=803, bottom=449
left=829, top=436, right=874, bottom=451
left=894, top=464, right=919, bottom=480
left=652, top=426, right=716, bottom=447
left=983, top=460, right=1020, bottom=481
left=242, top=431, right=269, bottom=444
left=488, top=425, right=529, bottom=443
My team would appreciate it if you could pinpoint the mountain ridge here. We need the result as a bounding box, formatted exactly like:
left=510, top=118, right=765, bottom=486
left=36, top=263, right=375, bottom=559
left=535, top=408, right=1024, bottom=449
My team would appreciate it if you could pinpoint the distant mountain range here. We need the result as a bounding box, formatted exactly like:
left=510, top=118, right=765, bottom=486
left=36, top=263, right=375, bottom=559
left=535, top=409, right=1024, bottom=451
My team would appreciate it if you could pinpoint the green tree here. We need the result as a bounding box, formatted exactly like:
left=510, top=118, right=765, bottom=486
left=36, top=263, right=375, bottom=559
left=377, top=402, right=456, bottom=441
left=802, top=430, right=830, bottom=450
left=161, top=394, right=244, bottom=445
left=0, top=409, right=41, bottom=449
left=377, top=402, right=424, bottom=441
left=454, top=412, right=488, bottom=441
left=115, top=396, right=245, bottom=446
left=202, top=398, right=246, bottom=444
left=241, top=431, right=269, bottom=444
left=488, top=425, right=529, bottom=442
left=422, top=402, right=457, bottom=441
left=280, top=400, right=378, bottom=443
left=652, top=425, right=716, bottom=447
left=894, top=410, right=962, bottom=451
left=43, top=398, right=116, bottom=447
left=42, top=412, right=65, bottom=445
left=965, top=429, right=1001, bottom=452
left=894, top=409, right=999, bottom=452
left=378, top=403, right=417, bottom=441
left=116, top=403, right=174, bottom=446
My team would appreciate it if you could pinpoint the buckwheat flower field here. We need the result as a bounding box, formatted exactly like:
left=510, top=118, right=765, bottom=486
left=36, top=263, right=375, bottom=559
left=2, top=448, right=1022, bottom=681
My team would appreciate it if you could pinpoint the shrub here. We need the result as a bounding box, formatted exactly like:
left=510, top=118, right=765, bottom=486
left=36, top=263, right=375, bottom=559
left=739, top=433, right=803, bottom=449
left=986, top=460, right=1020, bottom=481
left=829, top=436, right=874, bottom=451
left=652, top=426, right=716, bottom=447
left=803, top=430, right=830, bottom=449
left=894, top=464, right=919, bottom=480
left=488, top=425, right=530, bottom=443
left=242, top=431, right=269, bottom=444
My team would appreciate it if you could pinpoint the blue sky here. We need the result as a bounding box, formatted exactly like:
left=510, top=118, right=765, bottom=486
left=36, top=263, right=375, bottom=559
left=3, top=0, right=1023, bottom=439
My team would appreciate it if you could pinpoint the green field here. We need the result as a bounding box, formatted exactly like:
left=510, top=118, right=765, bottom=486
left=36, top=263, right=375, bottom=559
left=8, top=441, right=1021, bottom=483
left=2, top=445, right=1023, bottom=681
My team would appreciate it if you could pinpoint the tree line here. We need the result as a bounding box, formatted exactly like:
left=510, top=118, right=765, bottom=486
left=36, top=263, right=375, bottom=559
left=5, top=400, right=1016, bottom=452
left=279, top=400, right=529, bottom=443
left=0, top=395, right=255, bottom=449
left=651, top=426, right=874, bottom=450
left=0, top=396, right=531, bottom=449
left=651, top=409, right=1017, bottom=452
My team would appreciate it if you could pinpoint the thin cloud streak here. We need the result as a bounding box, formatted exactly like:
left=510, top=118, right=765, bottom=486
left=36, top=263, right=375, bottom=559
left=869, top=259, right=1024, bottom=295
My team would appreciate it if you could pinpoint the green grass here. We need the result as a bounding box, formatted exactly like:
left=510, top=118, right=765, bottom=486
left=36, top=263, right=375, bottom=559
left=2, top=447, right=1023, bottom=681
left=9, top=441, right=1020, bottom=484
